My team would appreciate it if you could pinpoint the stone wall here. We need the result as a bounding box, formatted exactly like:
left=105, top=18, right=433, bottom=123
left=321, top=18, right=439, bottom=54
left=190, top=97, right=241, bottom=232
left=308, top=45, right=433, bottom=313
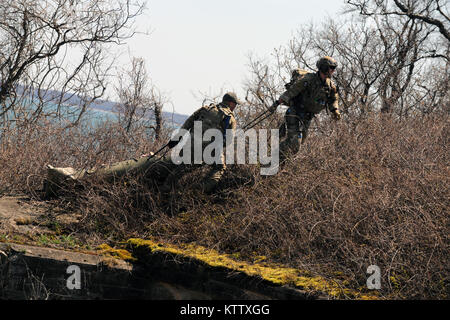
left=0, top=242, right=320, bottom=300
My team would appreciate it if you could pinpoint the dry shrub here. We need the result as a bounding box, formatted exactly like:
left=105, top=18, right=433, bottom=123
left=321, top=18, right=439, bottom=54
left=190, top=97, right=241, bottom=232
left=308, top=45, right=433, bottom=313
left=0, top=114, right=448, bottom=299
left=0, top=120, right=165, bottom=195
left=146, top=114, right=449, bottom=299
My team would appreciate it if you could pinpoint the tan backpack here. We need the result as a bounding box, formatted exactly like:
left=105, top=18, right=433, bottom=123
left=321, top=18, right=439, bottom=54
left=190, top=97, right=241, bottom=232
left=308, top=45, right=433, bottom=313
left=284, top=68, right=310, bottom=90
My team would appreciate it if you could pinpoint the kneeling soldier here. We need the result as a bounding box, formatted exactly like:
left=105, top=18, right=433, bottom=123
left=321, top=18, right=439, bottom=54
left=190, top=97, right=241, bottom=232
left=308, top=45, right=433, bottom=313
left=161, top=92, right=240, bottom=193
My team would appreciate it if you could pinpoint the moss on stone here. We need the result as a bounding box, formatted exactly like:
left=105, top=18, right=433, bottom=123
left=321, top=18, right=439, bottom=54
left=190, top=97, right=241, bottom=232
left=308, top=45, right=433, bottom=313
left=96, top=243, right=136, bottom=261
left=127, top=238, right=380, bottom=300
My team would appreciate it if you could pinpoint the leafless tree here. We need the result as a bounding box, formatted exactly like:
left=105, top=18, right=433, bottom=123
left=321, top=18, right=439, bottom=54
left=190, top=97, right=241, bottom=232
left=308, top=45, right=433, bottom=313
left=115, top=57, right=166, bottom=141
left=242, top=9, right=449, bottom=120
left=0, top=0, right=145, bottom=127
left=346, top=0, right=450, bottom=43
left=345, top=0, right=449, bottom=115
left=239, top=54, right=285, bottom=129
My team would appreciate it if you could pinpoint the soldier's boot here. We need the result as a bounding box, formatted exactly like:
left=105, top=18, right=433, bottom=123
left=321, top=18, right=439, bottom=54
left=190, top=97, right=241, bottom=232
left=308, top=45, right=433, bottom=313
left=198, top=164, right=225, bottom=193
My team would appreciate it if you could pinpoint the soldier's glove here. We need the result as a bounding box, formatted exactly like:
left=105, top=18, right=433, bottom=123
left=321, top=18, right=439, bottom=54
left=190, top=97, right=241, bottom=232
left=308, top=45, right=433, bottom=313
left=331, top=109, right=341, bottom=121
left=269, top=100, right=281, bottom=113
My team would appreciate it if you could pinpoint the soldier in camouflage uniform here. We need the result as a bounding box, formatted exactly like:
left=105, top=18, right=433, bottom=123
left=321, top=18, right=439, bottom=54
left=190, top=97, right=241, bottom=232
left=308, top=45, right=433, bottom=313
left=269, top=56, right=341, bottom=164
left=44, top=92, right=240, bottom=196
left=160, top=92, right=239, bottom=193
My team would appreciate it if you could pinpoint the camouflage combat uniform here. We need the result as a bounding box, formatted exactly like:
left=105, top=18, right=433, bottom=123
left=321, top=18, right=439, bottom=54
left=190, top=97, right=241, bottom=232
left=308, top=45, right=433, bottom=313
left=274, top=60, right=340, bottom=163
left=161, top=98, right=237, bottom=193
left=45, top=94, right=239, bottom=196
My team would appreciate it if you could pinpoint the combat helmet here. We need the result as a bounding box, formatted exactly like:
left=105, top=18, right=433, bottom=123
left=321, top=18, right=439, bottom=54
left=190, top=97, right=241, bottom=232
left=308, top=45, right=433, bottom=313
left=222, top=92, right=243, bottom=105
left=316, top=56, right=338, bottom=73
left=291, top=68, right=308, bottom=80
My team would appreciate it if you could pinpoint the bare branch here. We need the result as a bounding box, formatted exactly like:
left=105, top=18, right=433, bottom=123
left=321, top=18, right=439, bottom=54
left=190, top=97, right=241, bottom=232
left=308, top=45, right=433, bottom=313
left=0, top=0, right=146, bottom=126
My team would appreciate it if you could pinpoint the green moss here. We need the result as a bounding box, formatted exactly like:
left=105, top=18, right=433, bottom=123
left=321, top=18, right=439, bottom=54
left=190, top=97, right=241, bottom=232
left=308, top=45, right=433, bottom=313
left=37, top=234, right=78, bottom=248
left=127, top=238, right=380, bottom=300
left=390, top=274, right=401, bottom=290
left=96, top=243, right=136, bottom=261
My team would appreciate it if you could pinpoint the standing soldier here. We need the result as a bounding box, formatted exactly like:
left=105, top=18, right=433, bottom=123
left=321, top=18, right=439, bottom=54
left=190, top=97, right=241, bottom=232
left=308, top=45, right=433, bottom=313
left=269, top=56, right=341, bottom=164
left=160, top=92, right=240, bottom=193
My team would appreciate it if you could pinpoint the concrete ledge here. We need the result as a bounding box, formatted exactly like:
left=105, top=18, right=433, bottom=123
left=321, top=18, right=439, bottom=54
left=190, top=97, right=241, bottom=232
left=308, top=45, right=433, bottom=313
left=0, top=241, right=379, bottom=300
left=126, top=238, right=378, bottom=300
left=0, top=242, right=138, bottom=299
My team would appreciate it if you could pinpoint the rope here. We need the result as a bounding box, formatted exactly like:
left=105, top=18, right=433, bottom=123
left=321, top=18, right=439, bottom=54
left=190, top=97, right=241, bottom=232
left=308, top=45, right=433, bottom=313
left=242, top=109, right=273, bottom=131
left=146, top=142, right=170, bottom=162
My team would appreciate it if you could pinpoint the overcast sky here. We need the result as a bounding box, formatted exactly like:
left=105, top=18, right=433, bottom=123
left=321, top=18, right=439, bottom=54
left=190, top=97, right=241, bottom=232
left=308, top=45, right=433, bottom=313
left=114, top=0, right=346, bottom=115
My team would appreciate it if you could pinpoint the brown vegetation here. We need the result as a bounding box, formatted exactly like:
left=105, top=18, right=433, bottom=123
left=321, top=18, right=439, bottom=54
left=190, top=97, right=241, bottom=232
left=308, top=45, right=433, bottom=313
left=0, top=0, right=448, bottom=300
left=0, top=112, right=448, bottom=299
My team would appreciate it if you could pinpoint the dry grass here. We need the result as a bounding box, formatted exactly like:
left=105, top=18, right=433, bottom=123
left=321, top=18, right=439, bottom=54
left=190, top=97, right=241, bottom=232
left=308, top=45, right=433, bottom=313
left=0, top=113, right=448, bottom=299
